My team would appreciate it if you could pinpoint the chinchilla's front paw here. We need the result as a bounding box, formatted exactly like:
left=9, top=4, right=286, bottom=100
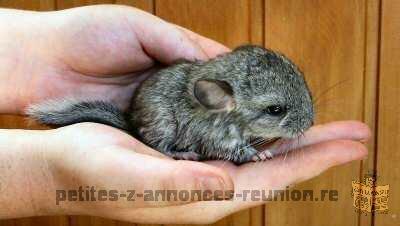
left=251, top=149, right=274, bottom=161
left=232, top=146, right=259, bottom=164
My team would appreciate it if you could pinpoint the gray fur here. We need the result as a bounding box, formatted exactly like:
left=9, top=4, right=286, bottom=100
left=27, top=45, right=314, bottom=164
left=27, top=98, right=130, bottom=130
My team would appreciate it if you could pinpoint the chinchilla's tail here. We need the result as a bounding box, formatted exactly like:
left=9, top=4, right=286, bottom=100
left=26, top=99, right=131, bottom=131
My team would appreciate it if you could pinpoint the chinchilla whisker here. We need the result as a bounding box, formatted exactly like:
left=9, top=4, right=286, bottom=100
left=312, top=78, right=350, bottom=105
left=281, top=132, right=304, bottom=163
left=236, top=138, right=267, bottom=152
left=254, top=137, right=279, bottom=147
left=296, top=133, right=304, bottom=161
left=312, top=104, right=344, bottom=117
left=253, top=138, right=277, bottom=149
left=313, top=98, right=346, bottom=110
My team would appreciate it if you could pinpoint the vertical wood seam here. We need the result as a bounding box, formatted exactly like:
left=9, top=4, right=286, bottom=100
left=359, top=0, right=382, bottom=225
left=360, top=1, right=367, bottom=225
left=261, top=0, right=266, bottom=224
left=372, top=0, right=383, bottom=224
left=358, top=0, right=365, bottom=224
left=263, top=2, right=268, bottom=224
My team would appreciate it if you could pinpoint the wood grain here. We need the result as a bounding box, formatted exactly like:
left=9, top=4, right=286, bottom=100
left=155, top=0, right=252, bottom=49
left=57, top=0, right=113, bottom=9
left=249, top=0, right=264, bottom=46
left=114, top=0, right=154, bottom=12
left=375, top=0, right=400, bottom=225
left=360, top=0, right=380, bottom=225
left=264, top=1, right=366, bottom=226
left=0, top=0, right=55, bottom=10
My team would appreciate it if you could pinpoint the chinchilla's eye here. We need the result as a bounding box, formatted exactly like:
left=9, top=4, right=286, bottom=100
left=265, top=105, right=286, bottom=116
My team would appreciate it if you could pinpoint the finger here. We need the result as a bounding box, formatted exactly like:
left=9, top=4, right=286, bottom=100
left=87, top=147, right=233, bottom=208
left=237, top=139, right=367, bottom=190
left=114, top=140, right=368, bottom=224
left=264, top=120, right=371, bottom=155
left=195, top=140, right=368, bottom=219
left=175, top=25, right=231, bottom=58
left=130, top=9, right=210, bottom=63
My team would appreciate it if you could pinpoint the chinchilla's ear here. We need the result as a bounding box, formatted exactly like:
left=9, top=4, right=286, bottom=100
left=193, top=79, right=235, bottom=112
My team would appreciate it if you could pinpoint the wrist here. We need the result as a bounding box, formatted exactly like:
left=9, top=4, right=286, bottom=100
left=0, top=129, right=72, bottom=218
left=0, top=9, right=57, bottom=114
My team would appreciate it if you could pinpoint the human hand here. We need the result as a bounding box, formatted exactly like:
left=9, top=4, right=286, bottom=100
left=3, top=120, right=366, bottom=223
left=0, top=122, right=233, bottom=219
left=113, top=120, right=370, bottom=224
left=0, top=5, right=229, bottom=114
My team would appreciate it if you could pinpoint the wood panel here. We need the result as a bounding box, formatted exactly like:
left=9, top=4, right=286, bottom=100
left=0, top=0, right=55, bottom=10
left=156, top=0, right=254, bottom=49
left=115, top=0, right=154, bottom=12
left=375, top=0, right=400, bottom=225
left=264, top=1, right=367, bottom=226
left=57, top=0, right=114, bottom=9
left=360, top=1, right=380, bottom=225
left=57, top=0, right=154, bottom=11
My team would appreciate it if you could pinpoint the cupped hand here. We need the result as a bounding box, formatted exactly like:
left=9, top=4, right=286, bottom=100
left=41, top=121, right=369, bottom=224
left=1, top=5, right=229, bottom=114
left=120, top=121, right=369, bottom=224
left=36, top=122, right=233, bottom=217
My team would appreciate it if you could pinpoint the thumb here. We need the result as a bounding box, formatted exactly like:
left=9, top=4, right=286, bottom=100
left=130, top=9, right=209, bottom=63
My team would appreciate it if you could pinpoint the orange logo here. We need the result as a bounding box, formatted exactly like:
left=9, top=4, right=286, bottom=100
left=351, top=175, right=389, bottom=214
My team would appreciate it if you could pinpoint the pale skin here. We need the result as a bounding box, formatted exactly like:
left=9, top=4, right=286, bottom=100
left=0, top=5, right=370, bottom=224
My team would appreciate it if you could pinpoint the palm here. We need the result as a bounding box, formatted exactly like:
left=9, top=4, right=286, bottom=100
left=53, top=120, right=369, bottom=224
left=23, top=7, right=160, bottom=110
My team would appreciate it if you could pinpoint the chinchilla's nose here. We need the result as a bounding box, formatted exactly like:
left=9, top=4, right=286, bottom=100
left=279, top=104, right=314, bottom=136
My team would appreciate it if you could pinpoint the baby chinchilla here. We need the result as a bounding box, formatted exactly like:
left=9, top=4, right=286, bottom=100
left=27, top=45, right=314, bottom=164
